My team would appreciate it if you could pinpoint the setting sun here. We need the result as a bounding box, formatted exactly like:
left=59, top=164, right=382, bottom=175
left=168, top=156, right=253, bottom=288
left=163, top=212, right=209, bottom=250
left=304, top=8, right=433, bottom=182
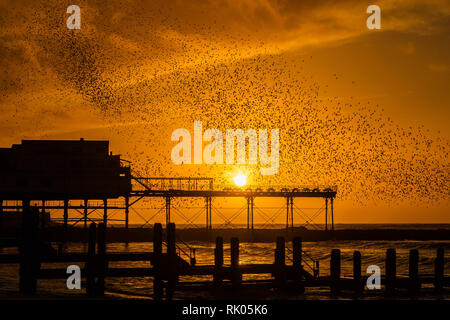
left=233, top=173, right=247, bottom=187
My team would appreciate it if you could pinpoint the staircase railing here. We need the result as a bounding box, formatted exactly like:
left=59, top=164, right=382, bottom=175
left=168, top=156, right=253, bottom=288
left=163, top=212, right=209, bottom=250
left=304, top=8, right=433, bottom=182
left=162, top=237, right=197, bottom=266
left=286, top=246, right=319, bottom=279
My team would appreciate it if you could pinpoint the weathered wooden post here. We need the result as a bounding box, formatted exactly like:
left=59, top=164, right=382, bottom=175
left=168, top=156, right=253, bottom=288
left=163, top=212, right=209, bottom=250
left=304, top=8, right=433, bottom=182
left=214, top=236, right=224, bottom=286
left=230, top=237, right=242, bottom=288
left=153, top=223, right=163, bottom=300
left=409, top=249, right=420, bottom=295
left=274, top=237, right=286, bottom=287
left=330, top=249, right=341, bottom=295
left=0, top=199, right=3, bottom=231
left=19, top=203, right=40, bottom=295
left=95, top=222, right=107, bottom=295
left=434, top=248, right=444, bottom=292
left=292, top=237, right=305, bottom=292
left=85, top=223, right=96, bottom=295
left=293, top=237, right=302, bottom=282
left=293, top=237, right=302, bottom=269
left=166, top=223, right=177, bottom=300
left=385, top=249, right=396, bottom=295
left=353, top=251, right=363, bottom=295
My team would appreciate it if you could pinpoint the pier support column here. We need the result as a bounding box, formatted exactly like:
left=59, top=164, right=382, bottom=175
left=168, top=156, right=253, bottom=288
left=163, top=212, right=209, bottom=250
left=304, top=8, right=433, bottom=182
left=330, top=198, right=334, bottom=231
left=103, top=199, right=108, bottom=226
left=96, top=223, right=107, bottom=295
left=165, top=197, right=171, bottom=227
left=209, top=197, right=212, bottom=230
left=247, top=197, right=250, bottom=229
left=290, top=197, right=294, bottom=230
left=325, top=198, right=328, bottom=231
left=285, top=197, right=289, bottom=230
left=86, top=223, right=96, bottom=295
left=84, top=199, right=88, bottom=229
left=205, top=197, right=212, bottom=230
left=63, top=199, right=69, bottom=229
left=205, top=197, right=209, bottom=230
left=124, top=196, right=129, bottom=229
left=40, top=200, right=46, bottom=229
left=250, top=197, right=254, bottom=230
left=20, top=200, right=39, bottom=295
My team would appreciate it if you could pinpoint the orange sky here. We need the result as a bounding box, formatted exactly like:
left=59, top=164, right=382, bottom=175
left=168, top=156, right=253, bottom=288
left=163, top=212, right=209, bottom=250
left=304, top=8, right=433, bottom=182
left=0, top=0, right=449, bottom=223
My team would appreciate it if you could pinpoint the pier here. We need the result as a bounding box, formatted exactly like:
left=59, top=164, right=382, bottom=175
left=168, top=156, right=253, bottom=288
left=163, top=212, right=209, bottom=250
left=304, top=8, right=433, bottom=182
left=0, top=140, right=337, bottom=232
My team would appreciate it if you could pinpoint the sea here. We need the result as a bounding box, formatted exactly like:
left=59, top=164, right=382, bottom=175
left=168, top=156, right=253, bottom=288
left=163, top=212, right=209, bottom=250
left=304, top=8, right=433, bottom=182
left=1, top=224, right=449, bottom=300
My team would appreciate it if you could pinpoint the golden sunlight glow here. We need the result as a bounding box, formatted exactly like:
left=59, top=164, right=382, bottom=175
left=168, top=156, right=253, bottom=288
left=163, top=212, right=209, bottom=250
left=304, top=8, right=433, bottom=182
left=233, top=173, right=247, bottom=187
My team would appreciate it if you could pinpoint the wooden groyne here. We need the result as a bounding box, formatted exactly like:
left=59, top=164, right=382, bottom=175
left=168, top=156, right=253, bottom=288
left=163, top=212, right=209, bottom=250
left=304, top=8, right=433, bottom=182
left=3, top=226, right=450, bottom=245
left=1, top=216, right=449, bottom=299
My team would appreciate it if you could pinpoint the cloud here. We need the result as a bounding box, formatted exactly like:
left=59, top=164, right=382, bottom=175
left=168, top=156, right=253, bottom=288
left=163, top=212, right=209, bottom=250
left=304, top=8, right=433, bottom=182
left=0, top=0, right=449, bottom=137
left=429, top=63, right=450, bottom=72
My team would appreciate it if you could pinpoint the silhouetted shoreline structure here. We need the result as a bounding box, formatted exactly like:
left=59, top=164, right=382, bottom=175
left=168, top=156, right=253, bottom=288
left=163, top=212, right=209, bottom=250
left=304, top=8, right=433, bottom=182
left=0, top=209, right=448, bottom=299
left=0, top=139, right=337, bottom=232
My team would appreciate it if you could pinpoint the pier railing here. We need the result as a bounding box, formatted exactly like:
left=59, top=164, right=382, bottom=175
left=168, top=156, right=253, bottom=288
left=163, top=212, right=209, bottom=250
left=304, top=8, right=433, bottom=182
left=130, top=176, right=337, bottom=194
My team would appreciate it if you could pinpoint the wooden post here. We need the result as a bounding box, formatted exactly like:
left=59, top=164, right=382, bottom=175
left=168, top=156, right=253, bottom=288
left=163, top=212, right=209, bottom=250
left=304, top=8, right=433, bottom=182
left=19, top=202, right=40, bottom=295
left=293, top=237, right=302, bottom=269
left=86, top=223, right=96, bottom=295
left=330, top=249, right=341, bottom=295
left=153, top=223, right=163, bottom=300
left=274, top=237, right=286, bottom=287
left=230, top=237, right=242, bottom=287
left=293, top=237, right=305, bottom=291
left=167, top=223, right=176, bottom=257
left=95, top=222, right=107, bottom=295
left=434, top=248, right=444, bottom=292
left=0, top=199, right=3, bottom=231
left=325, top=198, right=328, bottom=231
left=166, top=223, right=177, bottom=299
left=386, top=249, right=396, bottom=295
left=353, top=251, right=362, bottom=295
left=409, top=249, right=420, bottom=295
left=214, top=237, right=223, bottom=286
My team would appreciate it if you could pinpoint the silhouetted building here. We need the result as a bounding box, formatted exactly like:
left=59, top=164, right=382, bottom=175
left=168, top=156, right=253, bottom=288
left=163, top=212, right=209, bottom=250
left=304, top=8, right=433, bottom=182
left=0, top=139, right=131, bottom=200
